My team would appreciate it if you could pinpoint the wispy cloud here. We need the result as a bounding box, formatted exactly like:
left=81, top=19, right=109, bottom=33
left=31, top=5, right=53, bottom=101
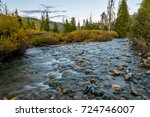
left=21, top=10, right=67, bottom=14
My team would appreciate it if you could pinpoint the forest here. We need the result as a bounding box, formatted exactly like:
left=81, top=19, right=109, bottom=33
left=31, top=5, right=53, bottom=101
left=0, top=0, right=150, bottom=100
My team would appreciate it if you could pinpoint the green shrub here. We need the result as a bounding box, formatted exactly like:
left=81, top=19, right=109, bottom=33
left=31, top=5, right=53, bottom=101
left=0, top=30, right=30, bottom=61
left=31, top=33, right=60, bottom=46
left=64, top=29, right=118, bottom=43
left=0, top=14, right=20, bottom=36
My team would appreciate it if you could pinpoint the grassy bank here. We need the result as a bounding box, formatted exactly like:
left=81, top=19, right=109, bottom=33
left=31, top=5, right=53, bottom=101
left=0, top=29, right=118, bottom=61
left=31, top=29, right=118, bottom=46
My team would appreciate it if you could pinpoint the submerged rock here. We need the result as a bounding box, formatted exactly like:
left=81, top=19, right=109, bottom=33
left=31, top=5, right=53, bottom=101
left=129, top=85, right=140, bottom=96
left=146, top=70, right=150, bottom=75
left=112, top=84, right=122, bottom=90
left=125, top=73, right=133, bottom=81
left=109, top=70, right=120, bottom=76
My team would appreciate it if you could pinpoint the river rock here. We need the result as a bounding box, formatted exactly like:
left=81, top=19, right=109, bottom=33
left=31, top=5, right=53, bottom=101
left=138, top=52, right=142, bottom=56
left=84, top=69, right=93, bottom=75
left=76, top=60, right=88, bottom=67
left=125, top=73, right=133, bottom=81
left=112, top=84, right=122, bottom=90
left=129, top=85, right=140, bottom=96
left=147, top=57, right=150, bottom=61
left=118, top=66, right=124, bottom=70
left=11, top=96, right=20, bottom=100
left=146, top=70, right=150, bottom=75
left=59, top=88, right=68, bottom=94
left=109, top=70, right=120, bottom=76
left=90, top=79, right=97, bottom=84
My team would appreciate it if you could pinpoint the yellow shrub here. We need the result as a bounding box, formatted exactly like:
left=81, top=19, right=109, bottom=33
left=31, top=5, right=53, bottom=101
left=108, top=31, right=119, bottom=38
left=64, top=29, right=117, bottom=43
left=31, top=33, right=60, bottom=46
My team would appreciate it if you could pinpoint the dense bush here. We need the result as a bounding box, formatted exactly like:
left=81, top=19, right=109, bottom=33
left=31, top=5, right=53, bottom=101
left=129, top=0, right=150, bottom=43
left=64, top=30, right=118, bottom=43
left=0, top=30, right=29, bottom=61
left=31, top=33, right=61, bottom=46
left=0, top=14, right=20, bottom=36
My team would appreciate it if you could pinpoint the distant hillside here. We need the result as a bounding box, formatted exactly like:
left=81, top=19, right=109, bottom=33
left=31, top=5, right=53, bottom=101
left=22, top=17, right=64, bottom=32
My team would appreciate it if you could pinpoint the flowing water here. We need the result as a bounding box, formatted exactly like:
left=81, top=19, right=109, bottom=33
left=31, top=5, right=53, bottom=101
left=0, top=38, right=150, bottom=100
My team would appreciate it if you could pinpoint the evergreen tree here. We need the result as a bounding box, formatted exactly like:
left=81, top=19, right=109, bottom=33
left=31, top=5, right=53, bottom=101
left=31, top=21, right=36, bottom=29
left=14, top=9, right=22, bottom=28
left=40, top=13, right=45, bottom=31
left=130, top=0, right=150, bottom=42
left=77, top=21, right=80, bottom=29
left=64, top=19, right=71, bottom=33
left=84, top=19, right=89, bottom=29
left=25, top=17, right=31, bottom=29
left=53, top=22, right=59, bottom=33
left=70, top=17, right=76, bottom=31
left=40, top=12, right=50, bottom=31
left=114, top=0, right=129, bottom=37
left=45, top=11, right=50, bottom=31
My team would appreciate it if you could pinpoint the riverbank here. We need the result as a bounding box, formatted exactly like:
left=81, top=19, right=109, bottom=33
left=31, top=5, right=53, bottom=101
left=0, top=29, right=118, bottom=62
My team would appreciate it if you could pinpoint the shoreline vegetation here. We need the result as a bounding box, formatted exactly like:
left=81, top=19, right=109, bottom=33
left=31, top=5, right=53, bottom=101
left=0, top=0, right=150, bottom=62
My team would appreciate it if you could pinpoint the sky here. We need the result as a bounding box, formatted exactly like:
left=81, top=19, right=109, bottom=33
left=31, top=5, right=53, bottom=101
left=4, top=0, right=142, bottom=23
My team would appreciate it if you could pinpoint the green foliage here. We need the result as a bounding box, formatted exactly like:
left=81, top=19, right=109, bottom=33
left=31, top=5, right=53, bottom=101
left=129, top=0, right=150, bottom=42
left=114, top=0, right=129, bottom=37
left=82, top=19, right=100, bottom=30
left=63, top=17, right=76, bottom=33
left=0, top=30, right=29, bottom=60
left=64, top=29, right=118, bottom=43
left=31, top=33, right=60, bottom=46
left=24, top=18, right=36, bottom=29
left=40, top=12, right=50, bottom=31
left=0, top=14, right=20, bottom=36
left=53, top=22, right=59, bottom=33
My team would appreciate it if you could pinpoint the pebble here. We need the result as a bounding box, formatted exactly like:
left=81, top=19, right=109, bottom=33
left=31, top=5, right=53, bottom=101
left=84, top=69, right=93, bottom=75
left=109, top=70, right=120, bottom=76
left=146, top=70, right=150, bottom=74
left=138, top=52, right=142, bottom=56
left=129, top=85, right=140, bottom=96
left=59, top=88, right=68, bottom=94
left=11, top=97, right=20, bottom=100
left=90, top=79, right=97, bottom=84
left=112, top=84, right=122, bottom=90
left=125, top=73, right=133, bottom=81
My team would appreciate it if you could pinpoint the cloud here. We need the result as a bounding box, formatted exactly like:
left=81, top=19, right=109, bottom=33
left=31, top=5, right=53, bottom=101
left=21, top=10, right=67, bottom=14
left=49, top=15, right=68, bottom=18
left=39, top=4, right=55, bottom=9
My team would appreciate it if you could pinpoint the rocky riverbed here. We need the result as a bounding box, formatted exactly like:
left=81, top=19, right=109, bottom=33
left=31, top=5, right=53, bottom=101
left=0, top=38, right=150, bottom=100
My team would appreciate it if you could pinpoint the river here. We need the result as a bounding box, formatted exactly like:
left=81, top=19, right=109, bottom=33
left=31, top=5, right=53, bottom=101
left=0, top=38, right=150, bottom=100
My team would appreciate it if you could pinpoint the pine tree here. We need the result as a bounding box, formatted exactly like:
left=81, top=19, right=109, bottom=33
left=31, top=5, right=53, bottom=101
left=31, top=21, right=36, bottom=29
left=64, top=19, right=71, bottom=33
left=40, top=13, right=45, bottom=31
left=85, top=19, right=89, bottom=29
left=45, top=11, right=50, bottom=31
left=77, top=21, right=80, bottom=29
left=25, top=17, right=31, bottom=29
left=130, top=0, right=150, bottom=42
left=70, top=17, right=76, bottom=31
left=53, top=22, right=59, bottom=33
left=114, top=0, right=129, bottom=37
left=40, top=12, right=50, bottom=31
